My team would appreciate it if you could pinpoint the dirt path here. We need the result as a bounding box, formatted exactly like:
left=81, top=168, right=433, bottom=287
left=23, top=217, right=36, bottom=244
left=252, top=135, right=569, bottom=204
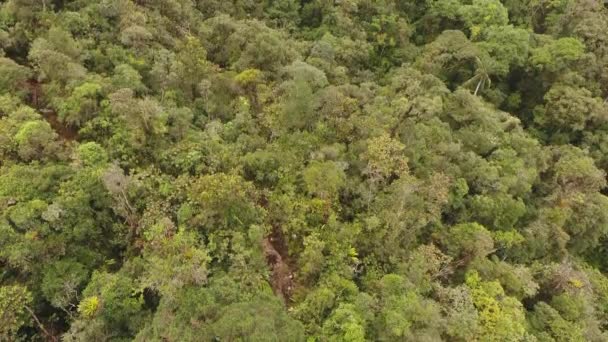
left=39, top=108, right=78, bottom=141
left=26, top=79, right=78, bottom=141
left=262, top=226, right=295, bottom=305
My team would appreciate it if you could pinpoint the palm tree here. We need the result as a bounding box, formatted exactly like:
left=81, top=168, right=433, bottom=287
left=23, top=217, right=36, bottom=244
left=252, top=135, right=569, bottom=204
left=464, top=56, right=492, bottom=96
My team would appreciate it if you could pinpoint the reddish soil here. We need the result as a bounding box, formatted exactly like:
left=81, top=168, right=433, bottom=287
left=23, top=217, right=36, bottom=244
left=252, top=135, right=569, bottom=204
left=26, top=79, right=78, bottom=141
left=262, top=226, right=295, bottom=305
left=40, top=109, right=78, bottom=141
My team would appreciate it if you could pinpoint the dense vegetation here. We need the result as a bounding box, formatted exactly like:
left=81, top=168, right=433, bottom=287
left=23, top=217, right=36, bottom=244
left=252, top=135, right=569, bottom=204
left=3, top=0, right=608, bottom=340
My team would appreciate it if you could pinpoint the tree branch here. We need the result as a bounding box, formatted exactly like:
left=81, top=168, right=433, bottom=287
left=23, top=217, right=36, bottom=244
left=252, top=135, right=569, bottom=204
left=24, top=305, right=57, bottom=342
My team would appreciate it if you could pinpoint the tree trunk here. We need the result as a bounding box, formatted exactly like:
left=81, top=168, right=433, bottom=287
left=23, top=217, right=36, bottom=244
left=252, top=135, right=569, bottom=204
left=474, top=79, right=483, bottom=96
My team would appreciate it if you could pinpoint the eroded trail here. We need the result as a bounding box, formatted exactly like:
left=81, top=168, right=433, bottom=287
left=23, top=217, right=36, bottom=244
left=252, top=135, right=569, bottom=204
left=262, top=227, right=295, bottom=305
left=26, top=79, right=78, bottom=141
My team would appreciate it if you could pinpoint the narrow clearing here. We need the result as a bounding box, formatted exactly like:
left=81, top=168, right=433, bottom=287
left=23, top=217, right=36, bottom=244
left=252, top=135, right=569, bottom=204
left=262, top=226, right=295, bottom=305
left=26, top=79, right=78, bottom=141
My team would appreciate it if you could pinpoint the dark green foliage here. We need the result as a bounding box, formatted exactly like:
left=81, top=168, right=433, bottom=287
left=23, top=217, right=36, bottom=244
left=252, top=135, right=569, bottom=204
left=2, top=0, right=608, bottom=341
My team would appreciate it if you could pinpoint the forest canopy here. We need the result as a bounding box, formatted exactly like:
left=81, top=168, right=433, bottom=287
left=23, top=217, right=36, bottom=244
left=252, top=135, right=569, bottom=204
left=2, top=0, right=608, bottom=341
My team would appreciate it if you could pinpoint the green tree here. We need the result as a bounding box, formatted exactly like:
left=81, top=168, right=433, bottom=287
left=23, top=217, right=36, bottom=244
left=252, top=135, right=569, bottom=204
left=0, top=57, right=31, bottom=97
left=0, top=285, right=32, bottom=340
left=14, top=120, right=60, bottom=161
left=302, top=160, right=346, bottom=199
left=465, top=271, right=528, bottom=341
